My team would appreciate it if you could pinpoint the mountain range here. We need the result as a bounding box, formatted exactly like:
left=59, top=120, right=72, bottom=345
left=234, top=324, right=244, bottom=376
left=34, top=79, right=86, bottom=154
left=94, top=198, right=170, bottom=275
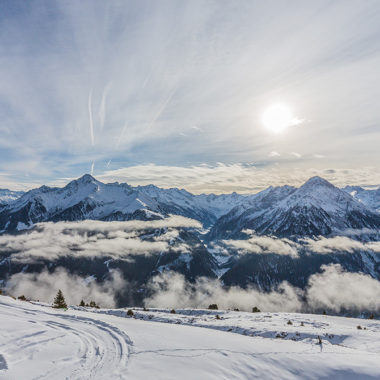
left=1, top=174, right=379, bottom=234
left=208, top=176, right=380, bottom=240
left=0, top=174, right=255, bottom=233
left=0, top=174, right=379, bottom=306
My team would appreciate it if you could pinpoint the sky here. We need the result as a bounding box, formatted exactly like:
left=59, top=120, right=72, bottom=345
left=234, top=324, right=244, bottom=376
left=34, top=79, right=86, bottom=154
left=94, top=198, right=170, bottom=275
left=0, top=0, right=380, bottom=193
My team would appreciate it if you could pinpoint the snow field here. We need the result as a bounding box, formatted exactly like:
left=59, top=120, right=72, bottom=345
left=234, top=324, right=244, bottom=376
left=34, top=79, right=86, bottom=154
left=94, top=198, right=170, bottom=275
left=1, top=296, right=380, bottom=379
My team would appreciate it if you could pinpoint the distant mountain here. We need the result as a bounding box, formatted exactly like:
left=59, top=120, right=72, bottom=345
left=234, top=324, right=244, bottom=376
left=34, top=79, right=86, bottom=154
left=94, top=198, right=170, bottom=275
left=2, top=174, right=380, bottom=236
left=342, top=185, right=380, bottom=213
left=0, top=189, right=24, bottom=205
left=0, top=174, right=253, bottom=233
left=1, top=174, right=380, bottom=306
left=225, top=251, right=380, bottom=291
left=208, top=176, right=380, bottom=240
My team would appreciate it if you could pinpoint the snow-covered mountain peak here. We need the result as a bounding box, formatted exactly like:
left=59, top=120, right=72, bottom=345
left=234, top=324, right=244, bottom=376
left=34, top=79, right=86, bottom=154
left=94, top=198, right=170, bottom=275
left=77, top=173, right=97, bottom=183
left=2, top=174, right=380, bottom=236
left=280, top=176, right=356, bottom=212
left=65, top=174, right=100, bottom=189
left=299, top=176, right=335, bottom=190
left=208, top=176, right=380, bottom=239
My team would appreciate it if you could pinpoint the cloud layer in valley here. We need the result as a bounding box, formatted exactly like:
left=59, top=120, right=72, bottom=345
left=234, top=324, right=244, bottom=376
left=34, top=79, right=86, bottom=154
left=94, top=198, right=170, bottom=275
left=219, top=230, right=380, bottom=258
left=303, top=235, right=380, bottom=254
left=0, top=216, right=199, bottom=263
left=6, top=268, right=126, bottom=308
left=223, top=230, right=300, bottom=257
left=145, top=264, right=380, bottom=314
left=5, top=258, right=380, bottom=314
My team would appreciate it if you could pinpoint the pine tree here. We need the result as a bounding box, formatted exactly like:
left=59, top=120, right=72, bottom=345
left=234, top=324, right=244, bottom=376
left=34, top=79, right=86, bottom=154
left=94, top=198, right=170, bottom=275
left=79, top=300, right=85, bottom=307
left=53, top=289, right=67, bottom=309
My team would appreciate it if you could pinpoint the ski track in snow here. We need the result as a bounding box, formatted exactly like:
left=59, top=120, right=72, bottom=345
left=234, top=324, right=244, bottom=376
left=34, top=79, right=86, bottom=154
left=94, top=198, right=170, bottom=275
left=0, top=299, right=133, bottom=380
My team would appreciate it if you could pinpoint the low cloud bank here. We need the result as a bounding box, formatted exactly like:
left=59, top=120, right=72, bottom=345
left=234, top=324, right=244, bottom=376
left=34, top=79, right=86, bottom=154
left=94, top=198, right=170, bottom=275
left=222, top=230, right=380, bottom=257
left=5, top=263, right=380, bottom=314
left=145, top=272, right=303, bottom=312
left=48, top=215, right=201, bottom=232
left=307, top=264, right=380, bottom=313
left=6, top=268, right=126, bottom=308
left=0, top=216, right=197, bottom=263
left=145, top=264, right=380, bottom=314
left=303, top=236, right=380, bottom=254
left=224, top=230, right=299, bottom=257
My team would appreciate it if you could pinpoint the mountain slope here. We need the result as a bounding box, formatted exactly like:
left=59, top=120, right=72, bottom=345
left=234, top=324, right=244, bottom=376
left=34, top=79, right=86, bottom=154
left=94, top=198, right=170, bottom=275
left=208, top=176, right=380, bottom=240
left=342, top=185, right=380, bottom=213
left=0, top=175, right=161, bottom=232
left=0, top=175, right=254, bottom=233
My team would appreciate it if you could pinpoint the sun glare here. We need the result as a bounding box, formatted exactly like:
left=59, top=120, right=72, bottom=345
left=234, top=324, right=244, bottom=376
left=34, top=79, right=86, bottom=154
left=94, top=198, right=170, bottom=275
left=262, top=104, right=293, bottom=134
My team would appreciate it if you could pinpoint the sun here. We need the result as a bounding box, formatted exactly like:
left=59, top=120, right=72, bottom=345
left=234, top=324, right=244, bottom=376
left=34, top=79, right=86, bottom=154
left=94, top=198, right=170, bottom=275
left=262, top=104, right=294, bottom=134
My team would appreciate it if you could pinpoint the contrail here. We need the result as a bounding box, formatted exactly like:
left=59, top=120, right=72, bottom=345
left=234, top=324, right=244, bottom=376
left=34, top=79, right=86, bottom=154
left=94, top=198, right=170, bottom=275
left=147, top=86, right=177, bottom=130
left=88, top=91, right=95, bottom=146
left=99, top=82, right=112, bottom=131
left=115, top=123, right=128, bottom=149
left=90, top=162, right=95, bottom=175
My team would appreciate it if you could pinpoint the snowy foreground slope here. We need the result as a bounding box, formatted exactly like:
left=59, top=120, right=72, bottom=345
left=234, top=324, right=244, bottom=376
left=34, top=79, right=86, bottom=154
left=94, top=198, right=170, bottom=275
left=1, top=297, right=380, bottom=380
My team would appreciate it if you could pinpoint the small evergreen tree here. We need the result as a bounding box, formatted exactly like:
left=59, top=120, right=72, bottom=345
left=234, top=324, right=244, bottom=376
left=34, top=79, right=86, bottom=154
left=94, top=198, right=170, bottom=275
left=208, top=304, right=218, bottom=310
left=127, top=309, right=134, bottom=316
left=170, top=309, right=176, bottom=314
left=252, top=306, right=261, bottom=313
left=79, top=300, right=85, bottom=307
left=53, top=290, right=67, bottom=309
left=18, top=295, right=27, bottom=301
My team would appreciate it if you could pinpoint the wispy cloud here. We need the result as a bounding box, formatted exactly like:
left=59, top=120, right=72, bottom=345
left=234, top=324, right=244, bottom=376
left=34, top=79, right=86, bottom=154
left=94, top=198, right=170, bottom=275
left=88, top=91, right=95, bottom=146
left=0, top=1, right=379, bottom=188
left=290, top=152, right=302, bottom=159
left=94, top=163, right=380, bottom=194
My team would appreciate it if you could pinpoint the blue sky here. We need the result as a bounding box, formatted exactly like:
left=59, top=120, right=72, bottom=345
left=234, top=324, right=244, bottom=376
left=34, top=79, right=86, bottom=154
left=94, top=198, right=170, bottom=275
left=0, top=0, right=380, bottom=192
